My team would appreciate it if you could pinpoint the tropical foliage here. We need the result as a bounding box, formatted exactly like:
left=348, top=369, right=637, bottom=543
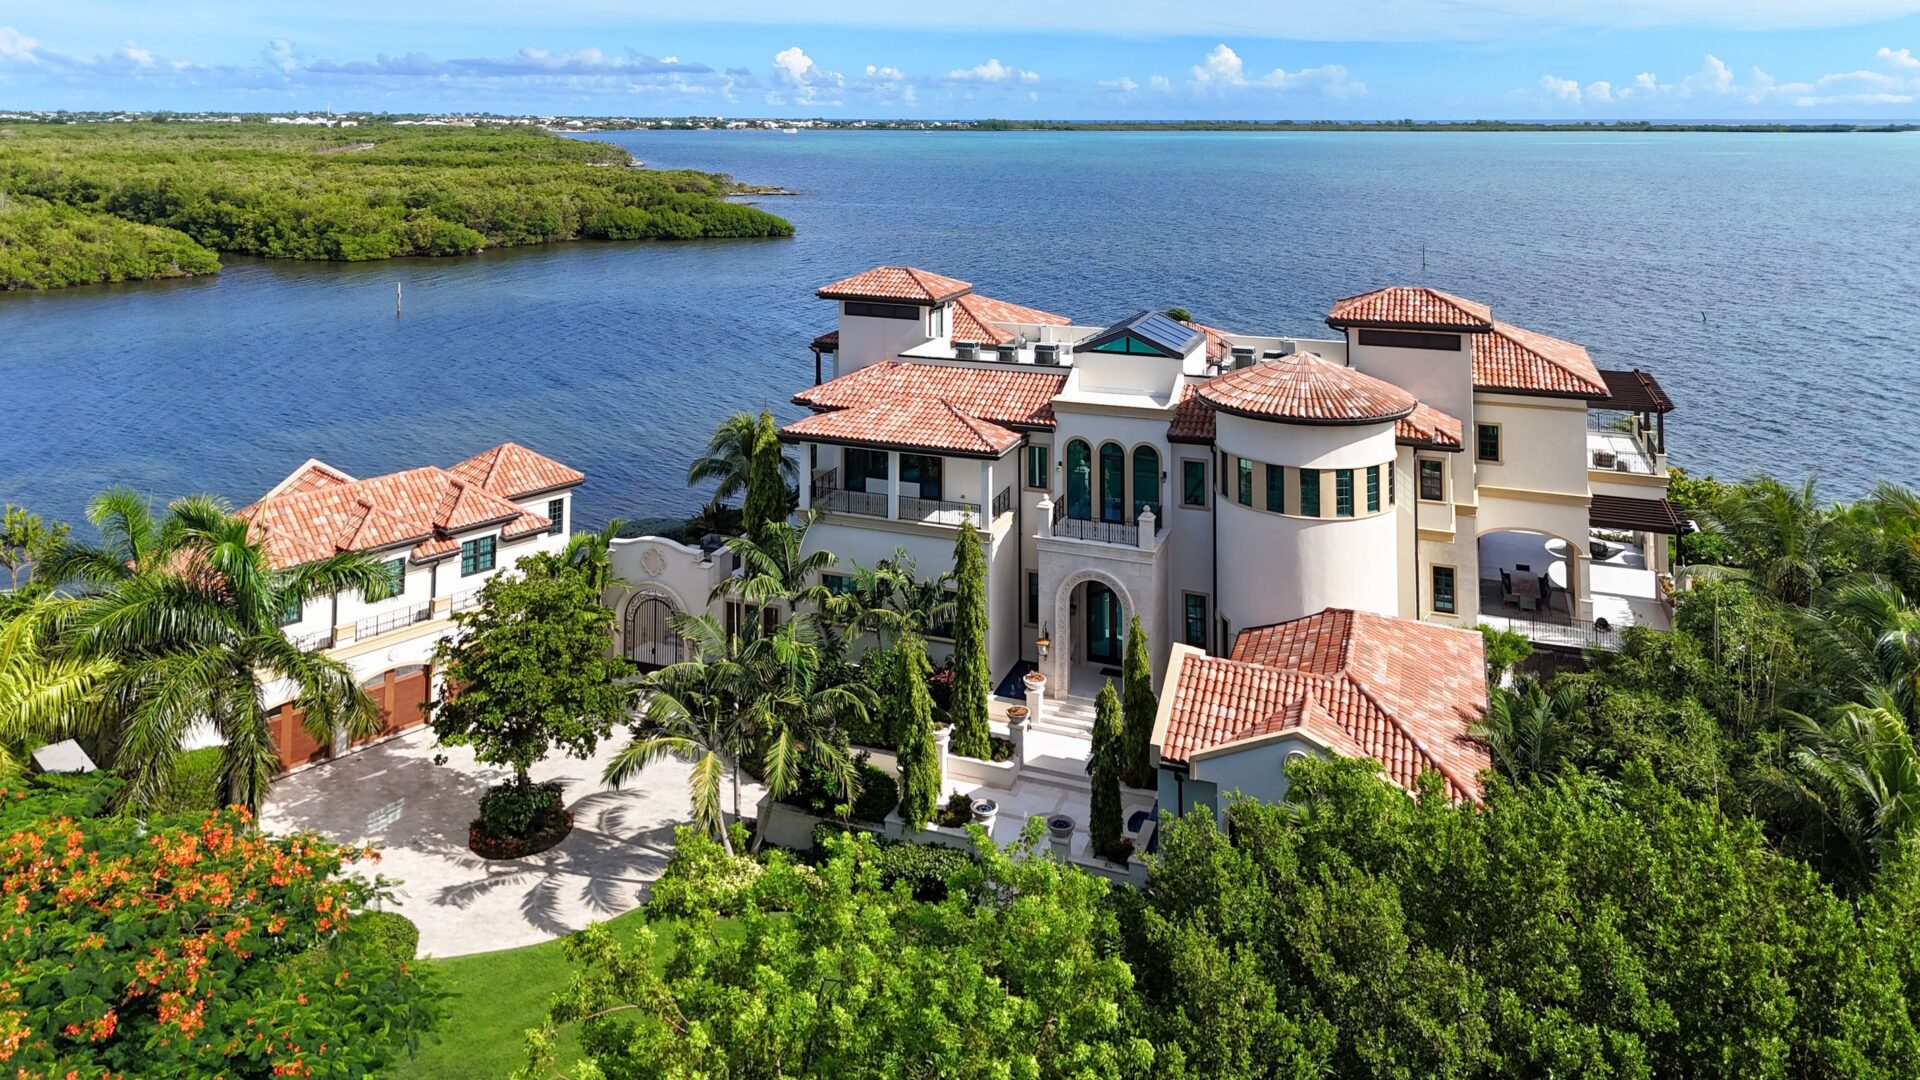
left=0, top=772, right=437, bottom=1079
left=946, top=519, right=992, bottom=759
left=1121, top=614, right=1156, bottom=788
left=892, top=633, right=941, bottom=829
left=0, top=122, right=791, bottom=289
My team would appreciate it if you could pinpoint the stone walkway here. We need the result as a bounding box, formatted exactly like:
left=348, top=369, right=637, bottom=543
left=261, top=727, right=761, bottom=958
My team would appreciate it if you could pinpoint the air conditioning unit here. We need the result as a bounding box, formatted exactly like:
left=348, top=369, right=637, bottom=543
left=1262, top=349, right=1285, bottom=360
left=1033, top=343, right=1061, bottom=365
left=954, top=341, right=980, bottom=360
left=994, top=344, right=1019, bottom=363
left=1229, top=345, right=1256, bottom=369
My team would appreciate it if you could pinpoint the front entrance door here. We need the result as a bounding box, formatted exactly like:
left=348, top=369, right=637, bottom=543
left=626, top=596, right=682, bottom=670
left=1085, top=581, right=1123, bottom=665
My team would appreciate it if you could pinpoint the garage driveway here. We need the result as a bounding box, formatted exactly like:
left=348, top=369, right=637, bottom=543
left=260, top=727, right=763, bottom=958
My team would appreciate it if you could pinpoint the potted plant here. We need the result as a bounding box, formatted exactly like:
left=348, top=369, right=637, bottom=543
left=1023, top=670, right=1047, bottom=691
left=970, top=798, right=999, bottom=832
left=1007, top=705, right=1030, bottom=725
left=1046, top=813, right=1075, bottom=843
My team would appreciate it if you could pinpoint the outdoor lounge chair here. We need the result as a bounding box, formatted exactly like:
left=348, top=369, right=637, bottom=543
left=1500, top=570, right=1521, bottom=606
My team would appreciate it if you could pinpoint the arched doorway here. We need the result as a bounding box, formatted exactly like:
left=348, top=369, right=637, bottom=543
left=1066, top=439, right=1092, bottom=520
left=1099, top=442, right=1126, bottom=523
left=1476, top=529, right=1583, bottom=624
left=1085, top=581, right=1124, bottom=666
left=625, top=594, right=682, bottom=670
left=356, top=664, right=431, bottom=746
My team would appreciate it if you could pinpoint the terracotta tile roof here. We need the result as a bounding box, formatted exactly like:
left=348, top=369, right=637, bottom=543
left=1327, top=286, right=1494, bottom=331
left=1158, top=609, right=1489, bottom=801
left=1473, top=321, right=1609, bottom=398
left=818, top=266, right=972, bottom=304
left=793, top=360, right=1066, bottom=430
left=1196, top=351, right=1418, bottom=426
left=781, top=397, right=1022, bottom=457
left=1395, top=402, right=1464, bottom=450
left=949, top=293, right=1071, bottom=346
left=1168, top=384, right=1216, bottom=443
left=261, top=459, right=356, bottom=499
left=810, top=329, right=839, bottom=352
left=448, top=442, right=586, bottom=500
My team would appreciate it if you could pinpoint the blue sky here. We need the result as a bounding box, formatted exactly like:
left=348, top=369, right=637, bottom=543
left=5, top=2, right=1920, bottom=119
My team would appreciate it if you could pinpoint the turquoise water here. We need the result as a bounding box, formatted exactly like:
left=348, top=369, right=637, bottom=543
left=4, top=129, right=1917, bottom=529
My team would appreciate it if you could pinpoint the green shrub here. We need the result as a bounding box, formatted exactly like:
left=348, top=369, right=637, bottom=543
left=647, top=823, right=760, bottom=917
left=870, top=840, right=977, bottom=901
left=0, top=771, right=122, bottom=830
left=148, top=745, right=225, bottom=817
left=780, top=752, right=896, bottom=824
left=354, top=910, right=421, bottom=961
left=477, top=779, right=564, bottom=840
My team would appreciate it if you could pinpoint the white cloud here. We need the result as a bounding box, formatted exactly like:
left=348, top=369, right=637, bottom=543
left=0, top=26, right=44, bottom=63
left=1148, top=75, right=1173, bottom=91
left=768, top=45, right=843, bottom=105
left=1878, top=47, right=1919, bottom=69
left=119, top=42, right=153, bottom=67
left=1534, top=49, right=1920, bottom=109
left=1185, top=43, right=1364, bottom=97
left=263, top=38, right=297, bottom=73
left=945, top=58, right=1039, bottom=84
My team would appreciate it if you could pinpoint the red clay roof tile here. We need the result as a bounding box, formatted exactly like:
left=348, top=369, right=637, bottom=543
left=448, top=442, right=586, bottom=500
left=794, top=360, right=1066, bottom=430
left=1472, top=321, right=1609, bottom=398
left=950, top=293, right=1071, bottom=346
left=1327, top=286, right=1494, bottom=331
left=818, top=266, right=972, bottom=304
left=781, top=397, right=1023, bottom=457
left=1396, top=402, right=1464, bottom=450
left=1196, top=351, right=1418, bottom=425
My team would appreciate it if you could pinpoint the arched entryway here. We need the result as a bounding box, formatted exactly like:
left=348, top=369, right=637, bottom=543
left=624, top=593, right=683, bottom=671
left=1476, top=529, right=1585, bottom=625
left=356, top=664, right=432, bottom=746
left=1048, top=569, right=1135, bottom=695
left=1085, top=581, right=1124, bottom=665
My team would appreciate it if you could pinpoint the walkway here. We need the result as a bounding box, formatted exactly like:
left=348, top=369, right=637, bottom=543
left=260, top=727, right=758, bottom=959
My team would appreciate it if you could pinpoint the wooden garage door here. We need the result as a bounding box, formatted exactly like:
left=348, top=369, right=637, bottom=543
left=356, top=665, right=431, bottom=745
left=271, top=701, right=331, bottom=772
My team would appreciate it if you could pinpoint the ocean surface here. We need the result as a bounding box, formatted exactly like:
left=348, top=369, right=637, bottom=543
left=4, top=129, right=1918, bottom=532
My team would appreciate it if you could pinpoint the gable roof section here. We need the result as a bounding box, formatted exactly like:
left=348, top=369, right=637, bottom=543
left=949, top=293, right=1072, bottom=346
left=261, top=459, right=357, bottom=500
left=448, top=442, right=586, bottom=500
left=780, top=397, right=1022, bottom=458
left=1396, top=402, right=1465, bottom=450
left=818, top=266, right=972, bottom=305
left=1195, top=351, right=1418, bottom=425
left=1472, top=320, right=1609, bottom=398
left=1327, top=286, right=1494, bottom=332
left=1157, top=609, right=1489, bottom=801
left=793, top=360, right=1066, bottom=430
left=1076, top=310, right=1204, bottom=358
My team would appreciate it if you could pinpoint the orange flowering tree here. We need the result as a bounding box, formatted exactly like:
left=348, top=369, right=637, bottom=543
left=0, top=776, right=438, bottom=1079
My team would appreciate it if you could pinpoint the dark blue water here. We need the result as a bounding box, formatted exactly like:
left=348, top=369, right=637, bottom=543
left=5, top=129, right=1917, bottom=530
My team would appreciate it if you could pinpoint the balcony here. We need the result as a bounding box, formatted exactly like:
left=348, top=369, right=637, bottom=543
left=1586, top=428, right=1660, bottom=476
left=354, top=601, right=433, bottom=642
left=809, top=468, right=1004, bottom=528
left=1050, top=498, right=1164, bottom=548
left=288, top=628, right=335, bottom=652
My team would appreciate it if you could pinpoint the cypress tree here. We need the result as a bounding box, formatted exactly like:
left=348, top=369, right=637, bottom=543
left=1088, top=680, right=1125, bottom=858
left=948, top=518, right=993, bottom=760
left=741, top=410, right=787, bottom=541
left=895, top=634, right=941, bottom=829
left=1121, top=614, right=1158, bottom=789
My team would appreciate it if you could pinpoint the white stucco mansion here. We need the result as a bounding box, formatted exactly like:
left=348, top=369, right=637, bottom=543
left=608, top=265, right=1681, bottom=811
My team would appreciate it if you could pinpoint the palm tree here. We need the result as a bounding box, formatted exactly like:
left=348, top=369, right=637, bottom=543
left=744, top=616, right=869, bottom=849
left=823, top=549, right=955, bottom=654
left=710, top=514, right=835, bottom=620
left=1796, top=578, right=1920, bottom=725
left=1775, top=687, right=1920, bottom=881
left=0, top=597, right=112, bottom=777
left=39, top=486, right=177, bottom=589
left=1694, top=475, right=1839, bottom=608
left=56, top=494, right=396, bottom=813
left=563, top=517, right=628, bottom=596
left=688, top=412, right=797, bottom=508
left=1473, top=678, right=1582, bottom=783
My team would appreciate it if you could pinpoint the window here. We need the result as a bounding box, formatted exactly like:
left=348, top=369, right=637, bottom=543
left=460, top=535, right=496, bottom=577
left=1432, top=566, right=1457, bottom=614
left=1220, top=450, right=1230, bottom=494
left=1389, top=462, right=1397, bottom=506
left=1418, top=459, right=1445, bottom=502
left=1335, top=469, right=1354, bottom=517
left=847, top=448, right=889, bottom=492
left=546, top=497, right=565, bottom=536
left=1299, top=468, right=1321, bottom=517
left=278, top=594, right=302, bottom=627
left=1183, top=593, right=1209, bottom=648
left=930, top=305, right=945, bottom=336
left=1132, top=446, right=1161, bottom=520
left=1265, top=463, right=1285, bottom=513
left=1026, top=445, right=1050, bottom=489
left=366, top=557, right=405, bottom=602
left=822, top=573, right=856, bottom=596
left=1099, top=442, right=1126, bottom=523
left=900, top=454, right=942, bottom=499
left=843, top=301, right=918, bottom=320
left=1182, top=460, right=1207, bottom=507
left=1236, top=456, right=1253, bottom=507
left=1026, top=572, right=1040, bottom=625
left=1356, top=328, right=1461, bottom=351
left=1476, top=423, right=1501, bottom=463
left=1366, top=466, right=1381, bottom=513
left=1066, top=440, right=1092, bottom=519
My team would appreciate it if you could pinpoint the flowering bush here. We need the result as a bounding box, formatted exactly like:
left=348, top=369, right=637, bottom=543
left=0, top=776, right=438, bottom=1079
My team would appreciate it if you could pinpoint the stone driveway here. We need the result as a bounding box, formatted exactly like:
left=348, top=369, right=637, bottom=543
left=261, top=727, right=762, bottom=958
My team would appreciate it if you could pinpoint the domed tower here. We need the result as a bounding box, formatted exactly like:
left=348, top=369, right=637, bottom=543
left=1196, top=351, right=1414, bottom=633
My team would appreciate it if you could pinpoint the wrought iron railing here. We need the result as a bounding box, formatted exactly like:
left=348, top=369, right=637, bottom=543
left=355, top=601, right=433, bottom=641
left=991, top=485, right=1013, bottom=519
left=1478, top=611, right=1624, bottom=652
left=288, top=628, right=335, bottom=651
left=450, top=589, right=485, bottom=613
left=900, top=494, right=982, bottom=527
left=1050, top=497, right=1163, bottom=546
left=809, top=467, right=838, bottom=499
left=813, top=487, right=889, bottom=518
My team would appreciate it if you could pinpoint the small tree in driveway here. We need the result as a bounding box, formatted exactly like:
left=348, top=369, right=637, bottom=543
left=1121, top=615, right=1157, bottom=788
left=895, top=633, right=942, bottom=829
left=948, top=518, right=993, bottom=760
left=1088, top=680, right=1125, bottom=860
left=431, top=551, right=636, bottom=843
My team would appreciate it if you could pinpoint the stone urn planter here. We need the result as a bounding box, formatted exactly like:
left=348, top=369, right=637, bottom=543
left=1023, top=671, right=1047, bottom=691
left=1006, top=705, right=1030, bottom=725
left=971, top=798, right=999, bottom=832
left=1046, top=813, right=1075, bottom=842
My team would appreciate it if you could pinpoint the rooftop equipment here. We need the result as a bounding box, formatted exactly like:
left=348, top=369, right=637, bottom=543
left=954, top=341, right=980, bottom=360
left=1033, top=343, right=1061, bottom=365
left=994, top=344, right=1019, bottom=362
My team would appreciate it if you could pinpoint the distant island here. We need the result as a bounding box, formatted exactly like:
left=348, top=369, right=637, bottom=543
left=0, top=121, right=793, bottom=291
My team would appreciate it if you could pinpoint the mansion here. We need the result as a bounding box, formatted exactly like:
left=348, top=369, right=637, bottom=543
left=610, top=265, right=1682, bottom=813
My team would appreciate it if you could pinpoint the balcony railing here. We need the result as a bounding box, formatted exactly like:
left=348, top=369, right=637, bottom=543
left=450, top=589, right=485, bottom=613
left=1478, top=610, right=1624, bottom=652
left=991, top=485, right=1013, bottom=520
left=810, top=468, right=984, bottom=526
left=287, top=628, right=335, bottom=651
left=1051, top=497, right=1164, bottom=547
left=355, top=601, right=433, bottom=642
left=900, top=494, right=983, bottom=527
left=1586, top=428, right=1661, bottom=476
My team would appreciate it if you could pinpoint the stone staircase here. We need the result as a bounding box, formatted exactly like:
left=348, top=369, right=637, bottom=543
left=1032, top=693, right=1099, bottom=739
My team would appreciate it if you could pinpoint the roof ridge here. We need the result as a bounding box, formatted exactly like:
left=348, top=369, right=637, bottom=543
left=1340, top=673, right=1472, bottom=800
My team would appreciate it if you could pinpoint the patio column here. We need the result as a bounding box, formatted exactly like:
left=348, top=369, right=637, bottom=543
left=1573, top=548, right=1594, bottom=622
left=797, top=444, right=812, bottom=512
left=886, top=450, right=901, bottom=520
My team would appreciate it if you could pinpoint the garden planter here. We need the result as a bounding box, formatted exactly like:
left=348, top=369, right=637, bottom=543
left=1006, top=706, right=1030, bottom=725
left=970, top=798, right=999, bottom=832
left=1023, top=672, right=1046, bottom=691
left=1046, top=814, right=1075, bottom=842
left=468, top=809, right=573, bottom=860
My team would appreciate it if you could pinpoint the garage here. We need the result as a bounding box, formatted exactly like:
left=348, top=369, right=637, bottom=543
left=356, top=664, right=432, bottom=746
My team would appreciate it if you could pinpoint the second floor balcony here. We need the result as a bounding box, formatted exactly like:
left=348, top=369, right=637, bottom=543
left=810, top=467, right=1011, bottom=529
left=1046, top=496, right=1165, bottom=551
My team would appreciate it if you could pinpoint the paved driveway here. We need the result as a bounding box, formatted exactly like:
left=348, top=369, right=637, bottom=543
left=261, top=727, right=761, bottom=958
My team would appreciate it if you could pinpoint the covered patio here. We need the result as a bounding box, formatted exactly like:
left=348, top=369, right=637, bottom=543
left=1478, top=528, right=1671, bottom=649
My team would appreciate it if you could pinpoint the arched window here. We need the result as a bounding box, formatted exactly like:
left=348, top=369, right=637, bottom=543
left=1131, top=446, right=1161, bottom=521
left=1066, top=439, right=1092, bottom=520
left=1099, top=442, right=1126, bottom=523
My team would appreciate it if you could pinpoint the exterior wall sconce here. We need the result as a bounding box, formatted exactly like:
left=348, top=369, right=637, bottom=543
left=1036, top=623, right=1051, bottom=659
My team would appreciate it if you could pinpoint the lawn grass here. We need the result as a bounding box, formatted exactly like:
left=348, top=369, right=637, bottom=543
left=386, top=911, right=728, bottom=1079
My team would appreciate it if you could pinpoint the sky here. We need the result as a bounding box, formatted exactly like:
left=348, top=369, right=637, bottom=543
left=4, top=2, right=1920, bottom=120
